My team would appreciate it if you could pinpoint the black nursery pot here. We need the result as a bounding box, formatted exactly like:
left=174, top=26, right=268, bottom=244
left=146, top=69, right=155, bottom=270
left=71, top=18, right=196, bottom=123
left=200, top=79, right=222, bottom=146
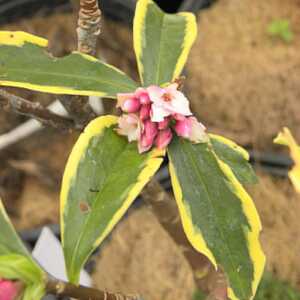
left=0, top=0, right=215, bottom=25
left=97, top=0, right=216, bottom=23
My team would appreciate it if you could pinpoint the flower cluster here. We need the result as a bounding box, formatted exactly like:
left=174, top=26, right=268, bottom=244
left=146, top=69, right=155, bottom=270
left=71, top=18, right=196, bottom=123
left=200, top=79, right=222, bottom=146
left=116, top=83, right=208, bottom=153
left=0, top=279, right=20, bottom=300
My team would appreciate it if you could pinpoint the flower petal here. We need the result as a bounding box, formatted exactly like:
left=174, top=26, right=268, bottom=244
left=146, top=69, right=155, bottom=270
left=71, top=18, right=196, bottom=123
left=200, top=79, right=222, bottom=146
left=189, top=117, right=209, bottom=143
left=170, top=91, right=192, bottom=116
left=117, top=114, right=141, bottom=142
left=147, top=85, right=165, bottom=103
left=151, top=103, right=171, bottom=122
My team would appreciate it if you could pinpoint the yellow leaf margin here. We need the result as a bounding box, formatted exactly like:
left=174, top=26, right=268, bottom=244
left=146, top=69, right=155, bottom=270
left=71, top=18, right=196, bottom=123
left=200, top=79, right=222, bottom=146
left=169, top=152, right=265, bottom=300
left=209, top=134, right=250, bottom=161
left=0, top=31, right=48, bottom=47
left=216, top=157, right=265, bottom=300
left=0, top=31, right=133, bottom=98
left=169, top=161, right=218, bottom=269
left=60, top=115, right=165, bottom=243
left=60, top=115, right=118, bottom=242
left=133, top=0, right=197, bottom=85
left=274, top=127, right=300, bottom=193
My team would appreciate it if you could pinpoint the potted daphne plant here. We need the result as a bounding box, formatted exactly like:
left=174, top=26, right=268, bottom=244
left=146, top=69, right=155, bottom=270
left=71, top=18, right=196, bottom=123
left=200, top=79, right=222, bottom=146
left=0, top=0, right=265, bottom=299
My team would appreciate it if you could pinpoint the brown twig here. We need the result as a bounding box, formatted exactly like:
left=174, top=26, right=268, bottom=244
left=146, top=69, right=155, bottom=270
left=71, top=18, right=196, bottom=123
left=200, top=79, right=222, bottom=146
left=142, top=180, right=228, bottom=300
left=59, top=94, right=96, bottom=128
left=46, top=279, right=141, bottom=300
left=77, top=0, right=102, bottom=56
left=0, top=89, right=75, bottom=130
left=59, top=0, right=101, bottom=127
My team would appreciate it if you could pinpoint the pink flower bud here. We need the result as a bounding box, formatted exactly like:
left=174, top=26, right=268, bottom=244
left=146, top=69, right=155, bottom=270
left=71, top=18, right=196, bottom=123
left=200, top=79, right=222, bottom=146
left=138, top=120, right=158, bottom=153
left=0, top=280, right=20, bottom=300
left=135, top=88, right=151, bottom=105
left=116, top=93, right=135, bottom=108
left=158, top=117, right=170, bottom=130
left=140, top=104, right=151, bottom=121
left=140, top=94, right=151, bottom=105
left=155, top=128, right=173, bottom=149
left=174, top=117, right=208, bottom=143
left=138, top=133, right=154, bottom=153
left=143, top=119, right=158, bottom=140
left=174, top=117, right=192, bottom=138
left=122, top=98, right=141, bottom=113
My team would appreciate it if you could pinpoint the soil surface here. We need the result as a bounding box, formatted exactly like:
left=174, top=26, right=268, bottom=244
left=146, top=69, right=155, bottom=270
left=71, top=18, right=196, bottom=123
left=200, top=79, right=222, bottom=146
left=249, top=173, right=300, bottom=288
left=187, top=0, right=300, bottom=149
left=0, top=0, right=300, bottom=297
left=92, top=207, right=195, bottom=300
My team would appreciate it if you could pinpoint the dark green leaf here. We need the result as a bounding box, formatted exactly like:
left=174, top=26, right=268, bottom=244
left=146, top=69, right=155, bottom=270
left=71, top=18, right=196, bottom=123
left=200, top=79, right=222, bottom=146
left=134, top=0, right=197, bottom=86
left=0, top=31, right=138, bottom=98
left=0, top=255, right=43, bottom=285
left=210, top=134, right=258, bottom=185
left=0, top=200, right=30, bottom=257
left=0, top=255, right=45, bottom=300
left=168, top=137, right=265, bottom=300
left=61, top=116, right=164, bottom=283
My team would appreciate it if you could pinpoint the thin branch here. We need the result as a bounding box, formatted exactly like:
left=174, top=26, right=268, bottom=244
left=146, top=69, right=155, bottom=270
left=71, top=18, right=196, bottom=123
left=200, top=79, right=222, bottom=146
left=77, top=0, right=102, bottom=56
left=0, top=100, right=76, bottom=151
left=59, top=0, right=101, bottom=126
left=0, top=89, right=75, bottom=130
left=46, top=279, right=142, bottom=300
left=59, top=94, right=96, bottom=127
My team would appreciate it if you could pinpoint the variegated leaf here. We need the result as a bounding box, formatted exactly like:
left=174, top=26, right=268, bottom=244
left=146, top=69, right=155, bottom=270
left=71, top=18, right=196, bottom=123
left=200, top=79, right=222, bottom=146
left=168, top=137, right=265, bottom=300
left=0, top=199, right=31, bottom=258
left=209, top=134, right=257, bottom=185
left=0, top=200, right=45, bottom=299
left=134, top=0, right=197, bottom=86
left=0, top=31, right=138, bottom=98
left=274, top=127, right=300, bottom=193
left=61, top=115, right=164, bottom=283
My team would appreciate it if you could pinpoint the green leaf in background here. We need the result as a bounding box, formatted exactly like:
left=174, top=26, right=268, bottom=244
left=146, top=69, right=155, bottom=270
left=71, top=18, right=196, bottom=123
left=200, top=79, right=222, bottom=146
left=0, top=255, right=45, bottom=300
left=0, top=200, right=46, bottom=299
left=22, top=283, right=45, bottom=300
left=209, top=134, right=258, bottom=185
left=168, top=137, right=265, bottom=300
left=0, top=200, right=30, bottom=257
left=193, top=272, right=300, bottom=300
left=267, top=19, right=294, bottom=43
left=0, top=255, right=43, bottom=286
left=255, top=273, right=300, bottom=300
left=61, top=115, right=164, bottom=283
left=274, top=127, right=300, bottom=193
left=0, top=31, right=138, bottom=98
left=193, top=289, right=206, bottom=300
left=134, top=0, right=197, bottom=86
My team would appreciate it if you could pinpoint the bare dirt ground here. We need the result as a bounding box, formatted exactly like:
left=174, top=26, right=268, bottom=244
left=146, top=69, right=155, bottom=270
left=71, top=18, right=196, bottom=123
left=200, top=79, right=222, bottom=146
left=92, top=207, right=196, bottom=300
left=187, top=0, right=300, bottom=149
left=250, top=173, right=300, bottom=287
left=1, top=0, right=300, bottom=297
